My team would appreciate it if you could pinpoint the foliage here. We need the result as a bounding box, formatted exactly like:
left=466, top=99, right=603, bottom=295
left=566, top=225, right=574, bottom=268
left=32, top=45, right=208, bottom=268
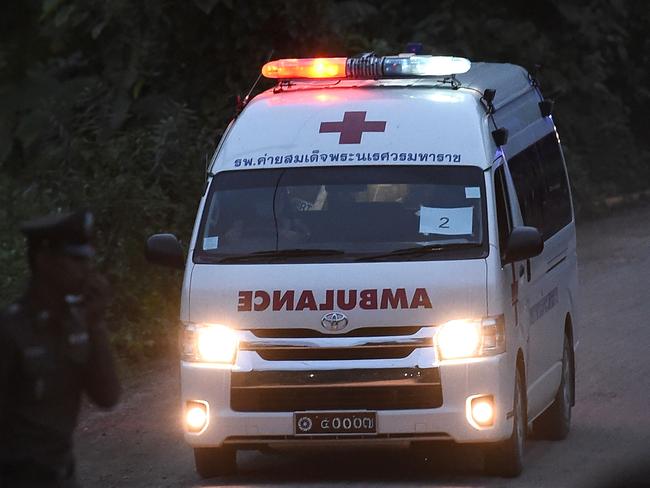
left=1, top=0, right=648, bottom=357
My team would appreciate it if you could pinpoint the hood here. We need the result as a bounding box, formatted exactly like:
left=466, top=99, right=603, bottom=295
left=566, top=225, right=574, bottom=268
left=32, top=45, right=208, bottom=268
left=188, top=260, right=487, bottom=331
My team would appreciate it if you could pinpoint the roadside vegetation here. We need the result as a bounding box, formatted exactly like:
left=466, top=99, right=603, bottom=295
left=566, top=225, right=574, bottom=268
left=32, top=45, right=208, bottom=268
left=1, top=0, right=648, bottom=358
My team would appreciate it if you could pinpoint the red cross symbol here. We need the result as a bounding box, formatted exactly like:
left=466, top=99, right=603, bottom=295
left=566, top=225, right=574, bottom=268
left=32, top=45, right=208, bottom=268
left=319, top=111, right=386, bottom=144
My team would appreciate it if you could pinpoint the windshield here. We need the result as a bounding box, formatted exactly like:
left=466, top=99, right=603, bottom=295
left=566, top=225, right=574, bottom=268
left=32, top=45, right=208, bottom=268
left=194, top=165, right=487, bottom=264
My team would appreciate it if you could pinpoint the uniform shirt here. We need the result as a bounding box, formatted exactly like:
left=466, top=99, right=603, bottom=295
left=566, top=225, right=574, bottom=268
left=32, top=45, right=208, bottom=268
left=0, top=291, right=120, bottom=477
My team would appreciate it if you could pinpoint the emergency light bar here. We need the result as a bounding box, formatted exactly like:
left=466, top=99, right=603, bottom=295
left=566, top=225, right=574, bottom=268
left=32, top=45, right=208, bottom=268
left=262, top=55, right=471, bottom=80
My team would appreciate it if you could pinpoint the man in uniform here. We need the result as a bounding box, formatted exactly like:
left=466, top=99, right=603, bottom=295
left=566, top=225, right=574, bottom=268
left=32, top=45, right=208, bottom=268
left=0, top=210, right=121, bottom=487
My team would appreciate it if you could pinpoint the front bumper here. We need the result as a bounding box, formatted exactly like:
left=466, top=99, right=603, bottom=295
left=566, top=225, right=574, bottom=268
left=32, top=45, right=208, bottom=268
left=181, top=350, right=514, bottom=448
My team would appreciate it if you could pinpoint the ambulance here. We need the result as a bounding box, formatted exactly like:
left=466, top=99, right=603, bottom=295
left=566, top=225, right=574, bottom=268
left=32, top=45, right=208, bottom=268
left=146, top=53, right=578, bottom=478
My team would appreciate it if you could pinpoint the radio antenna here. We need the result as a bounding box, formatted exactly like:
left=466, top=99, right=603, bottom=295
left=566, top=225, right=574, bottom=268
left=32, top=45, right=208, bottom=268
left=236, top=49, right=275, bottom=116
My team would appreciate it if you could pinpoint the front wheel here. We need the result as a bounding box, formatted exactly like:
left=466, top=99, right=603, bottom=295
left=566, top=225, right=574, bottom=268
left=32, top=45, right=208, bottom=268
left=194, top=446, right=237, bottom=479
left=533, top=333, right=574, bottom=440
left=484, top=367, right=525, bottom=477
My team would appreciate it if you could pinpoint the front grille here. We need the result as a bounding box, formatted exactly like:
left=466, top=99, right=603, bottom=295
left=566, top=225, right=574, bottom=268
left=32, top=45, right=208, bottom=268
left=249, top=326, right=423, bottom=338
left=255, top=346, right=417, bottom=361
left=230, top=368, right=442, bottom=412
left=240, top=326, right=433, bottom=361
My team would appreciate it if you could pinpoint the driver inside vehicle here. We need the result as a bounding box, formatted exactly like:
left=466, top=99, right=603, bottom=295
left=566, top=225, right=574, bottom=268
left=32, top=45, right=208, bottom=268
left=274, top=188, right=311, bottom=245
left=219, top=187, right=310, bottom=247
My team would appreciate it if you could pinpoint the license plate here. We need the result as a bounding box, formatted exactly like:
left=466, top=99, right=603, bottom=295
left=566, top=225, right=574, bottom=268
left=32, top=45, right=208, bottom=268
left=294, top=411, right=376, bottom=435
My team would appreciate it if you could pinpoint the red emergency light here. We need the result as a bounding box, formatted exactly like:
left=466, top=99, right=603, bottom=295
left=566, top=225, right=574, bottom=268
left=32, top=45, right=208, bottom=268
left=262, top=57, right=347, bottom=80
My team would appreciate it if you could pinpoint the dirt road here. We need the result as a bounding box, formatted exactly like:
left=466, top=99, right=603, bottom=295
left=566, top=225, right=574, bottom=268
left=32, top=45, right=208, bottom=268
left=75, top=205, right=650, bottom=487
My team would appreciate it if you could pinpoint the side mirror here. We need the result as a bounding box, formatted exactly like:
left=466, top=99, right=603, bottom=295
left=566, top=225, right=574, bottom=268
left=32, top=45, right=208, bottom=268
left=503, top=226, right=543, bottom=263
left=145, top=233, right=185, bottom=270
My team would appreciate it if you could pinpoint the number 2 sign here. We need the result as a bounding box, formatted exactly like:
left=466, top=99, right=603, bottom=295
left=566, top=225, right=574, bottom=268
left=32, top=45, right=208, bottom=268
left=418, top=206, right=474, bottom=235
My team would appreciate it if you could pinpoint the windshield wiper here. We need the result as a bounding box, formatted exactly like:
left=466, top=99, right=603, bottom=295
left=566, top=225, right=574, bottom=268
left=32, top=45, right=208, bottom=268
left=217, top=248, right=345, bottom=263
left=356, top=242, right=481, bottom=262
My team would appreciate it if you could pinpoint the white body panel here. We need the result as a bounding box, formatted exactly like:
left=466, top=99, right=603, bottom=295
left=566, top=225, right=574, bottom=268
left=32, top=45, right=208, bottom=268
left=189, top=260, right=487, bottom=330
left=213, top=86, right=491, bottom=172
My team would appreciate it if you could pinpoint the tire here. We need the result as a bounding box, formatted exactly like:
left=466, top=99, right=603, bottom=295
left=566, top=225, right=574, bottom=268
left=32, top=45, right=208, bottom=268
left=533, top=333, right=574, bottom=440
left=194, top=447, right=237, bottom=478
left=484, top=367, right=525, bottom=478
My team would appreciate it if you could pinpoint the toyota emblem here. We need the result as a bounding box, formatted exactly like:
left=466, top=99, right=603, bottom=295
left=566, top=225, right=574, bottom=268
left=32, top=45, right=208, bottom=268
left=321, top=311, right=349, bottom=332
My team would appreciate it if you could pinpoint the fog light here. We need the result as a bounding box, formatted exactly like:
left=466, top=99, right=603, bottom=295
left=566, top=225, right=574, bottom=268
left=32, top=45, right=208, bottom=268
left=185, top=400, right=208, bottom=433
left=467, top=395, right=495, bottom=428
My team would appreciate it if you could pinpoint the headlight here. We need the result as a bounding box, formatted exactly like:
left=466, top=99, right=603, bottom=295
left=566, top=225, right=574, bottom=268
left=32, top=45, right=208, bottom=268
left=182, top=323, right=239, bottom=363
left=436, top=316, right=505, bottom=360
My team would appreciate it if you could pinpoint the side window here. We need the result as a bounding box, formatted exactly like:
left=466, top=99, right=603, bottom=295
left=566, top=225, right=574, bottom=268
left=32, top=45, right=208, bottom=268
left=494, top=165, right=512, bottom=260
left=508, top=145, right=544, bottom=233
left=537, top=133, right=572, bottom=237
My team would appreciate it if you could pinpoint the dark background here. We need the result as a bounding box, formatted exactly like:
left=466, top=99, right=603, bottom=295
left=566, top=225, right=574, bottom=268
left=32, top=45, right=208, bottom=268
left=1, top=0, right=648, bottom=357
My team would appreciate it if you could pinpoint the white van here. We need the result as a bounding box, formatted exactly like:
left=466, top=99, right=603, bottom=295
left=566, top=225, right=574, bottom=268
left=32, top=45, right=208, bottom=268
left=146, top=54, right=578, bottom=478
